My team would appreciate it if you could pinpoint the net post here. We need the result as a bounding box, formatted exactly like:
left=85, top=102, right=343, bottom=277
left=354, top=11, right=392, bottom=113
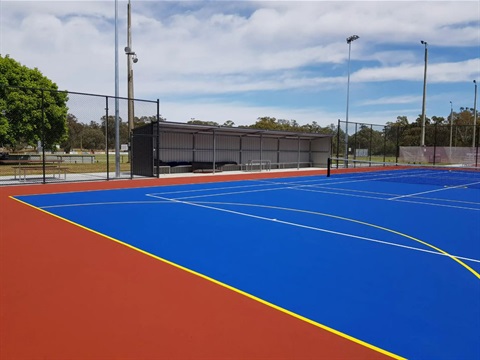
left=327, top=157, right=331, bottom=177
left=156, top=99, right=160, bottom=178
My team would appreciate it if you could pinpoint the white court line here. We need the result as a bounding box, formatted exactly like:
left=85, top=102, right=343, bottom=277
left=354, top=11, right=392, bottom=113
left=256, top=177, right=480, bottom=210
left=145, top=194, right=480, bottom=265
left=391, top=197, right=480, bottom=211
left=296, top=184, right=480, bottom=205
left=151, top=181, right=285, bottom=196
left=295, top=187, right=480, bottom=211
left=257, top=168, right=475, bottom=189
left=251, top=169, right=419, bottom=186
left=176, top=186, right=294, bottom=200
left=258, top=172, right=402, bottom=187
left=40, top=200, right=171, bottom=209
left=148, top=170, right=479, bottom=207
left=34, top=195, right=480, bottom=267
left=175, top=186, right=390, bottom=202
left=169, top=184, right=480, bottom=211
left=253, top=176, right=480, bottom=205
left=35, top=175, right=478, bottom=211
left=388, top=180, right=480, bottom=200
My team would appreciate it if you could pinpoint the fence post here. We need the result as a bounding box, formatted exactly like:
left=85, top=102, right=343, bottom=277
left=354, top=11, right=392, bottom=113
left=369, top=124, right=373, bottom=162
left=297, top=136, right=300, bottom=170
left=353, top=123, right=357, bottom=160
left=336, top=119, right=340, bottom=168
left=41, top=89, right=46, bottom=184
left=395, top=126, right=400, bottom=163
left=383, top=127, right=387, bottom=163
left=336, top=119, right=340, bottom=160
left=129, top=127, right=133, bottom=180
left=156, top=100, right=160, bottom=178
left=213, top=129, right=216, bottom=174
left=475, top=125, right=479, bottom=167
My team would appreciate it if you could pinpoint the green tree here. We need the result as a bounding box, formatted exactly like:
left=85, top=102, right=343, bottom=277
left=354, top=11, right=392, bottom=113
left=0, top=110, right=7, bottom=145
left=187, top=119, right=219, bottom=126
left=81, top=126, right=105, bottom=151
left=300, top=121, right=322, bottom=133
left=135, top=114, right=166, bottom=128
left=61, top=114, right=84, bottom=152
left=250, top=116, right=279, bottom=130
left=277, top=119, right=299, bottom=131
left=0, top=55, right=68, bottom=151
left=350, top=125, right=384, bottom=156
left=101, top=115, right=128, bottom=148
left=453, top=108, right=475, bottom=146
left=384, top=116, right=409, bottom=157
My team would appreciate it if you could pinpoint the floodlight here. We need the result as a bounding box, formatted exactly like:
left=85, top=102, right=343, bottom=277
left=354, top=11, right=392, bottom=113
left=346, top=35, right=359, bottom=43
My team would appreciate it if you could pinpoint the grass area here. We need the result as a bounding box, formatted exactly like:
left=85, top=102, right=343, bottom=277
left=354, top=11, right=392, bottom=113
left=0, top=155, right=131, bottom=177
left=349, top=156, right=398, bottom=162
left=332, top=156, right=399, bottom=164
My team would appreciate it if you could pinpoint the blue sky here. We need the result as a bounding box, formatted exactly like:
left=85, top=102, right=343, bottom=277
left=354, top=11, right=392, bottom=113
left=1, top=1, right=479, bottom=127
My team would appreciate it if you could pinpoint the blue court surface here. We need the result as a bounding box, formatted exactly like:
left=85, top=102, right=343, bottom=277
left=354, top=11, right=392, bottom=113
left=16, top=168, right=480, bottom=359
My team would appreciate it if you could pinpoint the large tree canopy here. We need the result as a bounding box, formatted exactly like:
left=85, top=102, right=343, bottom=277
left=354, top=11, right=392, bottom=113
left=0, top=55, right=68, bottom=151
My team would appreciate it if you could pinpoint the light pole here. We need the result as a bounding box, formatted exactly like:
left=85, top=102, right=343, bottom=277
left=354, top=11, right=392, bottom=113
left=125, top=0, right=138, bottom=162
left=449, top=101, right=453, bottom=160
left=114, top=0, right=120, bottom=177
left=473, top=80, right=477, bottom=148
left=420, top=40, right=428, bottom=147
left=345, top=34, right=359, bottom=167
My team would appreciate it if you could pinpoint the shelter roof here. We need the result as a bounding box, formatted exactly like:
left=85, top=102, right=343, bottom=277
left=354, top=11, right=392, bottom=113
left=137, top=121, right=333, bottom=140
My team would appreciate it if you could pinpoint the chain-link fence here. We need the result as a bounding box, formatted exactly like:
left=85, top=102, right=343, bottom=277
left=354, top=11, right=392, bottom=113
left=0, top=84, right=159, bottom=185
left=334, top=120, right=479, bottom=167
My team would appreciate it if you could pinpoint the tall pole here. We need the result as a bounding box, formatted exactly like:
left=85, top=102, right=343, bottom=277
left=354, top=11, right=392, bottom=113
left=127, top=0, right=135, bottom=162
left=127, top=0, right=134, bottom=140
left=449, top=101, right=453, bottom=160
left=345, top=34, right=359, bottom=167
left=114, top=0, right=120, bottom=177
left=420, top=40, right=428, bottom=147
left=474, top=80, right=477, bottom=148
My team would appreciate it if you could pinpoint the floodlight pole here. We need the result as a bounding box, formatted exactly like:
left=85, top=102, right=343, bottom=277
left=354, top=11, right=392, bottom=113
left=345, top=34, right=359, bottom=168
left=114, top=0, right=120, bottom=177
left=420, top=40, right=428, bottom=147
left=125, top=0, right=137, bottom=163
left=449, top=101, right=453, bottom=160
left=125, top=0, right=138, bottom=143
left=473, top=80, right=477, bottom=147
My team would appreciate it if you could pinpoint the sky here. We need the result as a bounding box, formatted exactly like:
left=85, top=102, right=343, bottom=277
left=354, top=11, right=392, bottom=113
left=0, top=0, right=479, bottom=128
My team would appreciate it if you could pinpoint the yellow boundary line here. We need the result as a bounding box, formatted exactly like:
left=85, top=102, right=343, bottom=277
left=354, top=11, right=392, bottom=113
left=312, top=208, right=480, bottom=279
left=10, top=195, right=406, bottom=359
left=206, top=202, right=480, bottom=280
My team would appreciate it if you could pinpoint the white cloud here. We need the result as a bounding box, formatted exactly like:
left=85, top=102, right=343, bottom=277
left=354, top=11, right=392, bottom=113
left=0, top=1, right=478, bottom=127
left=160, top=99, right=342, bottom=127
left=353, top=58, right=480, bottom=83
left=359, top=95, right=420, bottom=106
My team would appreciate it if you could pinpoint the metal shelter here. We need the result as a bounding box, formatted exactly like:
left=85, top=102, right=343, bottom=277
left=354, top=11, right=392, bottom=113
left=132, top=121, right=332, bottom=177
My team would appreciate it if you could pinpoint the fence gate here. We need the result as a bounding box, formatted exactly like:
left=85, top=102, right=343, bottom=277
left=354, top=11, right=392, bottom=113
left=132, top=124, right=154, bottom=177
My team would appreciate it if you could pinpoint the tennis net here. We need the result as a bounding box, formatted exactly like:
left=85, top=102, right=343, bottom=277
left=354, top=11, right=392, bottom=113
left=327, top=158, right=480, bottom=189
